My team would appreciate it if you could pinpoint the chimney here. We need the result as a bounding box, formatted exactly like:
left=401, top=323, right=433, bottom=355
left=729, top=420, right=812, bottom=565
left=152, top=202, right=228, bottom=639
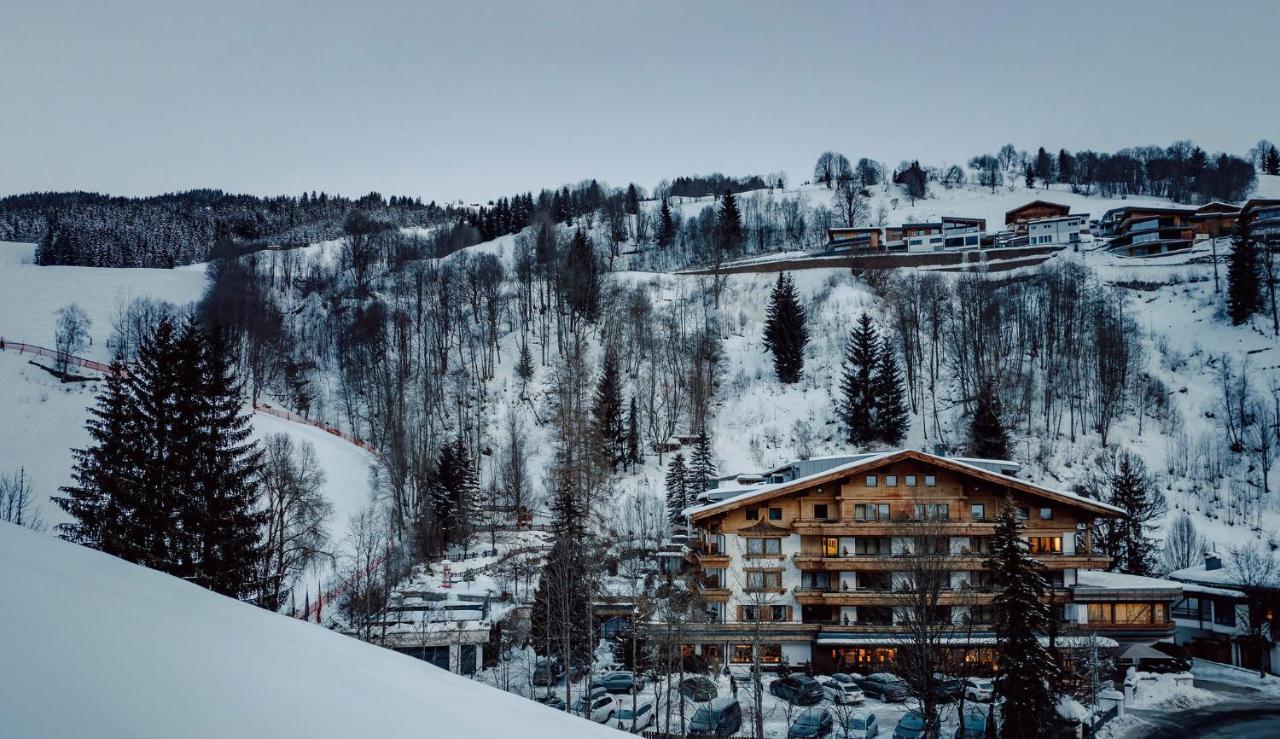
left=1204, top=553, right=1222, bottom=571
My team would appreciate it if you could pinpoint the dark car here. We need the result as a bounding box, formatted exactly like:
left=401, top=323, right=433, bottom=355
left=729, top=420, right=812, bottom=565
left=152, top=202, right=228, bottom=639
left=679, top=676, right=719, bottom=702
left=689, top=696, right=743, bottom=737
left=789, top=707, right=835, bottom=738
left=770, top=674, right=825, bottom=705
left=928, top=674, right=963, bottom=702
left=534, top=693, right=566, bottom=711
left=594, top=670, right=645, bottom=694
left=532, top=659, right=565, bottom=686
left=855, top=673, right=911, bottom=702
left=1149, top=642, right=1193, bottom=673
left=893, top=710, right=927, bottom=739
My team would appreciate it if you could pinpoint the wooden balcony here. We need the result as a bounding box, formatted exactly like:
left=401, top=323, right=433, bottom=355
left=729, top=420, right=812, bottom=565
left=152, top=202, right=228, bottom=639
left=794, top=587, right=1002, bottom=607
left=792, top=519, right=999, bottom=537
left=793, top=552, right=1110, bottom=571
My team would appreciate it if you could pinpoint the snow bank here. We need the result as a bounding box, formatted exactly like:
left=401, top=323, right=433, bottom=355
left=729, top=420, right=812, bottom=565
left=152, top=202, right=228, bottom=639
left=1127, top=672, right=1216, bottom=710
left=0, top=522, right=625, bottom=739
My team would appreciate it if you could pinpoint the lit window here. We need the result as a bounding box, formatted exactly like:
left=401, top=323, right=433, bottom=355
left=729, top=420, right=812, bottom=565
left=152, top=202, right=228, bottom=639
left=1027, top=537, right=1062, bottom=555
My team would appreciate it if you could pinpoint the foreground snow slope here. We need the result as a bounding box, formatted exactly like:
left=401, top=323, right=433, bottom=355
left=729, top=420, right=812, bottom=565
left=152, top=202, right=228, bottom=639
left=0, top=522, right=625, bottom=739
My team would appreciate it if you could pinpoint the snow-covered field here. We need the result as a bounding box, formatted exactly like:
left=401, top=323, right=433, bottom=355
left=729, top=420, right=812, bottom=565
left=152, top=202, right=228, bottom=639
left=0, top=521, right=626, bottom=739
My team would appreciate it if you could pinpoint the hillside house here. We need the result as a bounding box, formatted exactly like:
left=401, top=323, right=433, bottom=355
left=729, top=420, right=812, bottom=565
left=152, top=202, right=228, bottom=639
left=1026, top=214, right=1089, bottom=246
left=1190, top=202, right=1242, bottom=239
left=1005, top=200, right=1071, bottom=232
left=887, top=217, right=986, bottom=252
left=1101, top=206, right=1198, bottom=257
left=672, top=449, right=1181, bottom=674
left=826, top=226, right=884, bottom=252
left=1241, top=198, right=1280, bottom=239
left=1169, top=554, right=1280, bottom=676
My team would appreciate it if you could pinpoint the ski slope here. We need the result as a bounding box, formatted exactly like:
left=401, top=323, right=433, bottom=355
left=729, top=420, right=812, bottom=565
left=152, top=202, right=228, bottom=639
left=0, top=522, right=625, bottom=739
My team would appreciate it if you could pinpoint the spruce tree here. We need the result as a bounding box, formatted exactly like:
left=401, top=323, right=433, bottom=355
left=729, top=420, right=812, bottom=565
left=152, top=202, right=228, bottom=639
left=565, top=229, right=600, bottom=322
left=665, top=452, right=689, bottom=529
left=515, top=341, right=534, bottom=386
left=872, top=336, right=909, bottom=445
left=1265, top=145, right=1280, bottom=176
left=196, top=326, right=265, bottom=599
left=1103, top=451, right=1165, bottom=577
left=531, top=461, right=596, bottom=678
left=657, top=199, right=676, bottom=247
left=762, top=272, right=808, bottom=383
left=987, top=497, right=1059, bottom=739
left=592, top=348, right=624, bottom=469
left=1227, top=213, right=1261, bottom=325
left=686, top=428, right=717, bottom=496
left=968, top=380, right=1011, bottom=459
left=55, top=353, right=137, bottom=556
left=840, top=314, right=880, bottom=446
left=625, top=396, right=640, bottom=471
left=717, top=189, right=742, bottom=252
left=129, top=317, right=186, bottom=571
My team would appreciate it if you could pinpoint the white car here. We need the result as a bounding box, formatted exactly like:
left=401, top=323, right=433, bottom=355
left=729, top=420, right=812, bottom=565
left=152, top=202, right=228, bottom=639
left=842, top=710, right=879, bottom=738
left=572, top=691, right=615, bottom=723
left=818, top=676, right=865, bottom=705
left=963, top=677, right=994, bottom=702
left=614, top=699, right=654, bottom=731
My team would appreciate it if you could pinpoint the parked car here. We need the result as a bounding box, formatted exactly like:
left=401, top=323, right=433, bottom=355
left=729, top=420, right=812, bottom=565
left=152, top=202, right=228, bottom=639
left=928, top=674, right=964, bottom=702
left=1149, top=641, right=1193, bottom=673
left=770, top=674, right=825, bottom=705
left=689, top=696, right=743, bottom=737
left=854, top=673, right=911, bottom=702
left=679, top=676, right=719, bottom=702
left=841, top=710, right=879, bottom=739
left=789, top=707, right=834, bottom=738
left=532, top=659, right=564, bottom=686
left=534, top=693, right=566, bottom=711
left=817, top=676, right=865, bottom=705
left=830, top=672, right=862, bottom=685
left=952, top=709, right=988, bottom=739
left=614, top=699, right=654, bottom=731
left=595, top=670, right=645, bottom=694
left=893, top=710, right=928, bottom=739
left=571, top=690, right=615, bottom=723
left=962, top=677, right=994, bottom=703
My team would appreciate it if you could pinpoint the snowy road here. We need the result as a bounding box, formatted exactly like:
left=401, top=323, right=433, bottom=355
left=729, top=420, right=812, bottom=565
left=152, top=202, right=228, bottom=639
left=1128, top=701, right=1280, bottom=738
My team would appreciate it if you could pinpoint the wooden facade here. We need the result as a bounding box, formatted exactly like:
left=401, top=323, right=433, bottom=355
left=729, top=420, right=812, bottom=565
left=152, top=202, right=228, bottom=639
left=1005, top=200, right=1070, bottom=226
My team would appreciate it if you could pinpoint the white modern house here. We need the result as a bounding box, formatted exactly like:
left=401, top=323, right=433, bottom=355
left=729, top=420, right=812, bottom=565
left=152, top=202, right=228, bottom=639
left=1026, top=214, right=1089, bottom=246
left=1168, top=554, right=1280, bottom=675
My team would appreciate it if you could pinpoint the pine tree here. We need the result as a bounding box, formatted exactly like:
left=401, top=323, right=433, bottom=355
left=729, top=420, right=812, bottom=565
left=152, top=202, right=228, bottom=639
left=665, top=452, right=689, bottom=529
left=761, top=272, right=808, bottom=383
left=515, top=341, right=534, bottom=386
left=686, top=428, right=717, bottom=496
left=592, top=347, right=624, bottom=469
left=1103, top=451, right=1165, bottom=577
left=840, top=314, right=880, bottom=446
left=987, top=497, right=1059, bottom=739
left=54, top=353, right=137, bottom=556
left=1023, top=163, right=1036, bottom=189
left=1264, top=145, right=1280, bottom=176
left=1034, top=147, right=1054, bottom=187
left=565, top=229, right=600, bottom=322
left=531, top=458, right=597, bottom=676
left=872, top=336, right=909, bottom=445
left=129, top=317, right=186, bottom=571
left=968, top=380, right=1011, bottom=459
left=1227, top=213, right=1261, bottom=325
left=717, top=189, right=742, bottom=253
left=451, top=437, right=480, bottom=554
left=657, top=199, right=676, bottom=247
left=625, top=396, right=640, bottom=471
left=195, top=326, right=265, bottom=599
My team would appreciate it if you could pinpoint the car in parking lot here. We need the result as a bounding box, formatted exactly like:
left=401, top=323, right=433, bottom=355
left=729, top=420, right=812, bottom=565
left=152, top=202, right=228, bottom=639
left=817, top=675, right=865, bottom=705
left=571, top=688, right=615, bottom=723
left=789, top=707, right=835, bottom=738
left=893, top=710, right=928, bottom=738
left=594, top=670, right=645, bottom=694
left=769, top=674, right=825, bottom=705
left=962, top=677, right=994, bottom=702
left=830, top=672, right=861, bottom=685
left=531, top=658, right=564, bottom=686
left=854, top=673, right=911, bottom=702
left=534, top=693, right=566, bottom=711
left=841, top=710, right=879, bottom=738
left=614, top=698, right=654, bottom=731
left=1149, top=641, right=1193, bottom=673
left=952, top=709, right=988, bottom=738
left=679, top=676, right=719, bottom=702
left=689, top=696, right=743, bottom=737
left=928, top=674, right=964, bottom=702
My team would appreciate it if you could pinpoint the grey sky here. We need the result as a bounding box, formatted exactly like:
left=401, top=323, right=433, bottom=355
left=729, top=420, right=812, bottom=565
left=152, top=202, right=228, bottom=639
left=2, top=0, right=1276, bottom=203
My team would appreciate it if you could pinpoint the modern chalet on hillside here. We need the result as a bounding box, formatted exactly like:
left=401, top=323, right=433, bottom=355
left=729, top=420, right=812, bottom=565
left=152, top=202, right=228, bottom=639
left=677, top=449, right=1181, bottom=675
left=1005, top=200, right=1071, bottom=231
left=1101, top=205, right=1198, bottom=257
left=825, top=226, right=884, bottom=252
left=1241, top=198, right=1280, bottom=239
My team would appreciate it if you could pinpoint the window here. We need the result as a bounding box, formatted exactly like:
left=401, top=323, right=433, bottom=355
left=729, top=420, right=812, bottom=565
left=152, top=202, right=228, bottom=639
left=905, top=475, right=917, bottom=486
left=1039, top=507, right=1053, bottom=520
left=822, top=537, right=839, bottom=557
left=865, top=475, right=878, bottom=487
left=746, top=570, right=782, bottom=591
left=1027, top=537, right=1062, bottom=554
left=854, top=503, right=891, bottom=522
left=1087, top=603, right=1110, bottom=624
left=746, top=538, right=782, bottom=556
left=746, top=508, right=759, bottom=521
left=971, top=503, right=986, bottom=520
left=771, top=605, right=789, bottom=622
left=885, top=475, right=898, bottom=486
left=813, top=503, right=829, bottom=520
left=1213, top=600, right=1237, bottom=627
left=758, top=644, right=782, bottom=664
left=1115, top=603, right=1153, bottom=625
left=855, top=537, right=892, bottom=555
left=768, top=507, right=782, bottom=521
left=741, top=605, right=757, bottom=621
left=1017, top=507, right=1030, bottom=520
left=924, top=475, right=937, bottom=487
left=913, top=503, right=949, bottom=521
left=732, top=644, right=754, bottom=664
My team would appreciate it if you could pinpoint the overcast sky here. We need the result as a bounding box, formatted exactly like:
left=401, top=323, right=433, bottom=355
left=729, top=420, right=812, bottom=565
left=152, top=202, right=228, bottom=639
left=2, top=0, right=1276, bottom=203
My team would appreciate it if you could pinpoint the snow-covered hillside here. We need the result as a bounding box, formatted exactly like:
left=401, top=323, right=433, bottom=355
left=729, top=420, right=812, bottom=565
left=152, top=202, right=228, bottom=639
left=0, top=521, right=625, bottom=739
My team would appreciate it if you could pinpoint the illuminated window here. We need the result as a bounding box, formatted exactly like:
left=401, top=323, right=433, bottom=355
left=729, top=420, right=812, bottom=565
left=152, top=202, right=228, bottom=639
left=1087, top=604, right=1110, bottom=623
left=822, top=537, right=840, bottom=557
left=1115, top=603, right=1153, bottom=624
left=732, top=644, right=754, bottom=663
left=1027, top=537, right=1062, bottom=554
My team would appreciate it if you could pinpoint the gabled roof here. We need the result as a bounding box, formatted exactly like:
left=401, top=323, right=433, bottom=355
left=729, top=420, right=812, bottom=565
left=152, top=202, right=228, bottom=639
left=1005, top=200, right=1070, bottom=223
left=688, top=449, right=1123, bottom=521
left=1194, top=201, right=1241, bottom=215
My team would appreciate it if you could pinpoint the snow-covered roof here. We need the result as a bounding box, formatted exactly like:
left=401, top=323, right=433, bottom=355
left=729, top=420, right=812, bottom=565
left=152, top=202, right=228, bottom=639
left=1075, top=570, right=1184, bottom=592
left=689, top=449, right=1125, bottom=520
left=1175, top=581, right=1245, bottom=599
left=1167, top=563, right=1245, bottom=589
